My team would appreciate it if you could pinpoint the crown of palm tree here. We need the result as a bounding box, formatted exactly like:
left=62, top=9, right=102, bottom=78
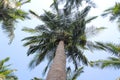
left=22, top=0, right=106, bottom=75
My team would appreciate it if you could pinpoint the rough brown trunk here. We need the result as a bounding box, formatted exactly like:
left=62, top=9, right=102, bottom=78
left=46, top=40, right=66, bottom=80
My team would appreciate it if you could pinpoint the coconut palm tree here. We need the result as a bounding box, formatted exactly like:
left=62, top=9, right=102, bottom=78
left=101, top=2, right=120, bottom=28
left=102, top=2, right=120, bottom=20
left=0, top=0, right=30, bottom=44
left=22, top=0, right=106, bottom=80
left=0, top=57, right=18, bottom=80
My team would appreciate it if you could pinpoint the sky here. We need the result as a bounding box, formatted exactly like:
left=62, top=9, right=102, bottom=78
left=0, top=0, right=120, bottom=80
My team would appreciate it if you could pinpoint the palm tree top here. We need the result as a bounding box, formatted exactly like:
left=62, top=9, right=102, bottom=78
left=22, top=0, right=106, bottom=74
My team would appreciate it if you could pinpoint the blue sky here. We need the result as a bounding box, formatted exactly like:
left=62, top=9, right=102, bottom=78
left=0, top=0, right=120, bottom=80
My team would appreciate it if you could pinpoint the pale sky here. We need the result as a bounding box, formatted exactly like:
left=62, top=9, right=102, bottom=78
left=0, top=0, right=120, bottom=80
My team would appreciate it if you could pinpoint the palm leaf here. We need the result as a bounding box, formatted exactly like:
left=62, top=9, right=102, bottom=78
left=67, top=67, right=84, bottom=80
left=90, top=57, right=120, bottom=69
left=0, top=57, right=18, bottom=80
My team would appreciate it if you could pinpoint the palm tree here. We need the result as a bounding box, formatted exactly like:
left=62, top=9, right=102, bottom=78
left=22, top=1, right=106, bottom=80
left=0, top=57, right=18, bottom=80
left=102, top=2, right=120, bottom=20
left=0, top=0, right=30, bottom=44
left=101, top=2, right=120, bottom=28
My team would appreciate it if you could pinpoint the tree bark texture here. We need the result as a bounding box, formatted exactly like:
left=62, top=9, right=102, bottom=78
left=46, top=40, right=66, bottom=80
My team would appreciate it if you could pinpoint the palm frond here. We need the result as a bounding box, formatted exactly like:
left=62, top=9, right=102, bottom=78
left=29, top=51, right=47, bottom=69
left=85, top=16, right=97, bottom=23
left=29, top=10, right=40, bottom=19
left=22, top=27, right=38, bottom=33
left=90, top=57, right=120, bottom=69
left=50, top=0, right=59, bottom=13
left=85, top=26, right=106, bottom=38
left=67, top=67, right=84, bottom=80
left=72, top=67, right=84, bottom=80
left=96, top=42, right=120, bottom=56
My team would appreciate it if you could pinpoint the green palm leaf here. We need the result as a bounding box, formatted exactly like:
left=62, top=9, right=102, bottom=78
left=0, top=57, right=18, bottom=80
left=90, top=57, right=120, bottom=69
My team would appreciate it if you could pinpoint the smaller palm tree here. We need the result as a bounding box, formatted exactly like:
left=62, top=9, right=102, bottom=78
left=101, top=2, right=120, bottom=29
left=0, top=57, right=18, bottom=80
left=0, top=0, right=30, bottom=44
left=102, top=2, right=120, bottom=20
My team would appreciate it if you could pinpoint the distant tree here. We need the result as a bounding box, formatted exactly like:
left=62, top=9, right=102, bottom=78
left=101, top=2, right=120, bottom=29
left=0, top=57, right=18, bottom=80
left=0, top=0, right=30, bottom=44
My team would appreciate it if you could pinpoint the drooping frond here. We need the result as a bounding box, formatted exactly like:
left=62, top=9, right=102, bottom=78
left=29, top=10, right=40, bottom=19
left=22, top=27, right=38, bottom=33
left=85, top=26, right=106, bottom=38
left=95, top=42, right=120, bottom=56
left=85, top=16, right=97, bottom=23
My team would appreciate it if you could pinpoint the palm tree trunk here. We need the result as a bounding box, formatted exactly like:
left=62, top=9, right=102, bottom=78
left=46, top=40, right=66, bottom=80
